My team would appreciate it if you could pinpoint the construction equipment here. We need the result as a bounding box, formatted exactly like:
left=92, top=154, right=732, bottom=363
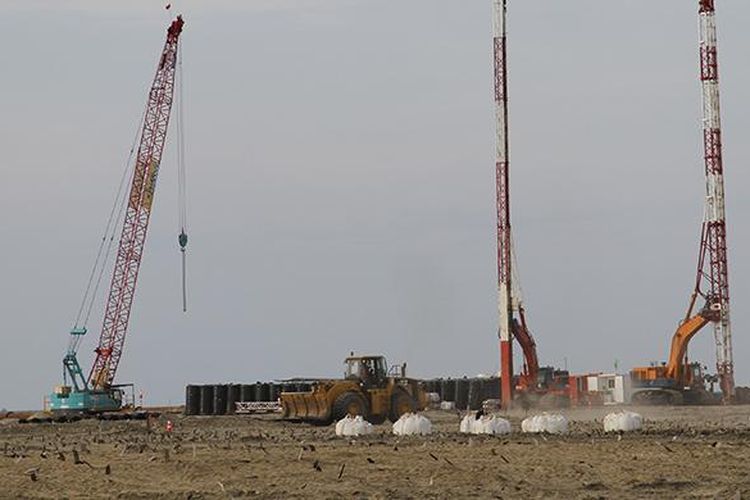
left=631, top=304, right=719, bottom=404
left=493, top=0, right=567, bottom=408
left=511, top=307, right=539, bottom=394
left=48, top=16, right=185, bottom=414
left=280, top=355, right=428, bottom=424
left=632, top=0, right=735, bottom=404
left=492, top=0, right=515, bottom=409
left=513, top=364, right=598, bottom=408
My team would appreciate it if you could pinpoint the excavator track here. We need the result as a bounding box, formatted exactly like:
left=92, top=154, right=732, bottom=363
left=631, top=388, right=684, bottom=406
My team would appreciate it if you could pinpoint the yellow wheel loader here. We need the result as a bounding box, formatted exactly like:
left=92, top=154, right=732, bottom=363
left=281, top=355, right=428, bottom=424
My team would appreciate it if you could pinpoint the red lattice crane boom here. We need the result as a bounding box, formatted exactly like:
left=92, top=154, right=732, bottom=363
left=89, top=16, right=185, bottom=390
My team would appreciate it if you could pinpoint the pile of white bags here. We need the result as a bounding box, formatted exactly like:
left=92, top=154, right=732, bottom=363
left=335, top=415, right=374, bottom=437
left=603, top=411, right=643, bottom=432
left=392, top=413, right=432, bottom=436
left=460, top=414, right=512, bottom=435
left=521, top=413, right=568, bottom=434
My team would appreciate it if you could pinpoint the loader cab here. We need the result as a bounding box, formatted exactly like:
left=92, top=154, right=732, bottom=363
left=345, top=356, right=388, bottom=388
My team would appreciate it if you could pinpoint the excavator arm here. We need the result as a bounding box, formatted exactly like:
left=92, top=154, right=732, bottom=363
left=663, top=312, right=712, bottom=382
left=511, top=305, right=539, bottom=388
left=630, top=301, right=718, bottom=404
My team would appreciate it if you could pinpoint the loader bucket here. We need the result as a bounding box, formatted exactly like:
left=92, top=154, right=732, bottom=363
left=281, top=389, right=331, bottom=422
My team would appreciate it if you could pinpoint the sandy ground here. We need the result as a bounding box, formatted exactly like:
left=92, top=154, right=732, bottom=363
left=1, top=405, right=749, bottom=499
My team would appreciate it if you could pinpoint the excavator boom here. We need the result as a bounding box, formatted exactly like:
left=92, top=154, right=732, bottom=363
left=512, top=305, right=539, bottom=388
left=631, top=306, right=717, bottom=404
left=664, top=313, right=711, bottom=381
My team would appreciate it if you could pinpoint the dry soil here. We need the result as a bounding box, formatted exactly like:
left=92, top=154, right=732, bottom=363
left=1, top=406, right=749, bottom=499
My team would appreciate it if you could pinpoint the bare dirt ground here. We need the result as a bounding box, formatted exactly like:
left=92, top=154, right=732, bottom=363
left=1, top=405, right=749, bottom=499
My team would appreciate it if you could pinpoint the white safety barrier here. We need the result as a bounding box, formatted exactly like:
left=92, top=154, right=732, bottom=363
left=460, top=414, right=512, bottom=435
left=603, top=411, right=643, bottom=432
left=392, top=413, right=432, bottom=436
left=335, top=415, right=374, bottom=437
left=521, top=413, right=568, bottom=434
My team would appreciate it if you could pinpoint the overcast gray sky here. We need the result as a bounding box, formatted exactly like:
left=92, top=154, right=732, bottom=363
left=1, top=1, right=748, bottom=409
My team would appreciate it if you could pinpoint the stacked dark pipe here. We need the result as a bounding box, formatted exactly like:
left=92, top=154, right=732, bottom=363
left=422, top=377, right=500, bottom=411
left=185, top=378, right=500, bottom=416
left=185, top=382, right=311, bottom=416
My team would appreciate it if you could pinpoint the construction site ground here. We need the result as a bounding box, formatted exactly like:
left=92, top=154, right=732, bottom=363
left=1, top=405, right=749, bottom=499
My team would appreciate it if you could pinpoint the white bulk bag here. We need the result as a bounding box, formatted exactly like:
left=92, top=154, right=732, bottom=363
left=478, top=415, right=512, bottom=435
left=603, top=411, right=643, bottom=432
left=335, top=415, right=374, bottom=437
left=440, top=401, right=455, bottom=411
left=392, top=413, right=432, bottom=436
left=521, top=413, right=568, bottom=434
left=460, top=414, right=474, bottom=433
left=460, top=414, right=512, bottom=435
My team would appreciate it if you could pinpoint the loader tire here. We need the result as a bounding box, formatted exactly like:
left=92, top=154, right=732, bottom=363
left=389, top=390, right=416, bottom=423
left=332, top=391, right=369, bottom=422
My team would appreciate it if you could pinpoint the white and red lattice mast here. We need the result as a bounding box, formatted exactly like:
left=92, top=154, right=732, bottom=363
left=492, top=0, right=514, bottom=408
left=692, top=0, right=734, bottom=400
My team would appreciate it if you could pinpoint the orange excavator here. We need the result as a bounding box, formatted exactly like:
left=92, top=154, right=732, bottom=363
left=630, top=301, right=720, bottom=405
left=511, top=304, right=582, bottom=408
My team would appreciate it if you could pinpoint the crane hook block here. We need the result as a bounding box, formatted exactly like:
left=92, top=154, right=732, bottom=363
left=179, top=230, right=188, bottom=250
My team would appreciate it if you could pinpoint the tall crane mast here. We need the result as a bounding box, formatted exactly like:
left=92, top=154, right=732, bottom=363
left=492, top=0, right=514, bottom=409
left=691, top=0, right=734, bottom=400
left=50, top=16, right=185, bottom=413
left=492, top=1, right=555, bottom=409
left=89, top=15, right=185, bottom=390
left=631, top=0, right=735, bottom=405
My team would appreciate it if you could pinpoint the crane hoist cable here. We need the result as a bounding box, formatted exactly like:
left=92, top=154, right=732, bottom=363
left=176, top=38, right=188, bottom=313
left=73, top=112, right=146, bottom=330
left=73, top=32, right=189, bottom=326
